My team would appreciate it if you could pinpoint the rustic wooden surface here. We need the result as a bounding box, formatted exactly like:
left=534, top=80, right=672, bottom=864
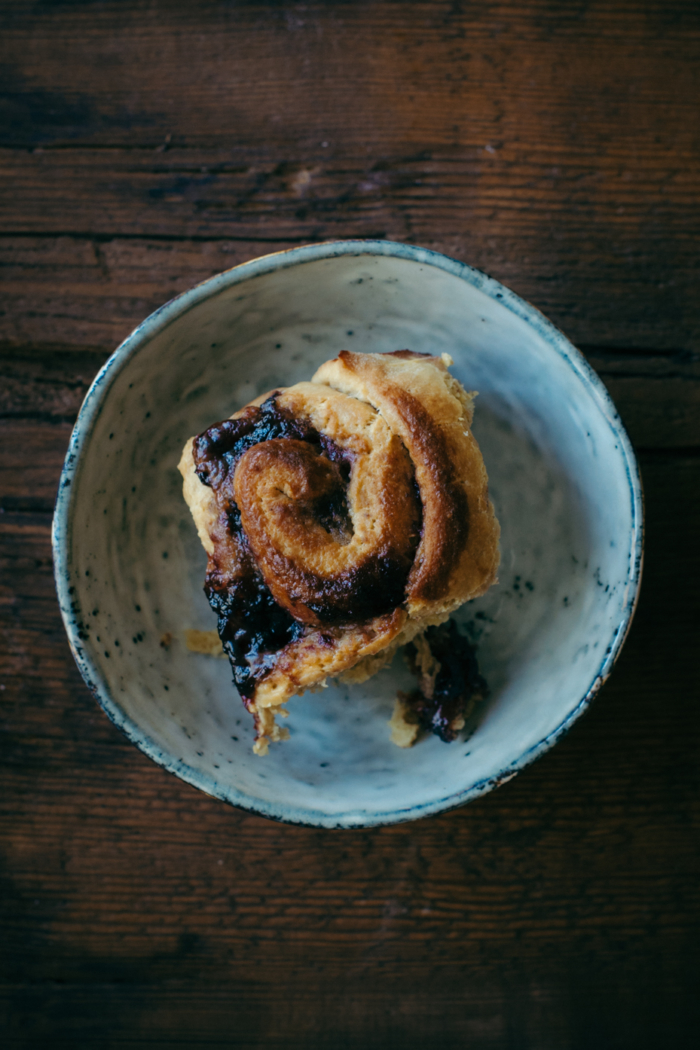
left=1, top=2, right=699, bottom=1047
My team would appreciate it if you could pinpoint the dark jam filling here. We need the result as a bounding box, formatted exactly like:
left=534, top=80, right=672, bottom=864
left=205, top=569, right=304, bottom=704
left=194, top=396, right=357, bottom=543
left=404, top=620, right=486, bottom=742
left=299, top=555, right=411, bottom=626
left=194, top=395, right=323, bottom=488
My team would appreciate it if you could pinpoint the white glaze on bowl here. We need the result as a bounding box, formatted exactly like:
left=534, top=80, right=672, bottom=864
left=53, top=241, right=643, bottom=827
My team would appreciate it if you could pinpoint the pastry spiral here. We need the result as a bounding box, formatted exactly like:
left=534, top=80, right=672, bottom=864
left=179, top=350, right=500, bottom=753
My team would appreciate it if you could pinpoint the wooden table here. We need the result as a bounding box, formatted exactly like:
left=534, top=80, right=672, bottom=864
left=2, top=3, right=699, bottom=1047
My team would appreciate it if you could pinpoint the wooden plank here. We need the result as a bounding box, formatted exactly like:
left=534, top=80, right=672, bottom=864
left=2, top=1, right=699, bottom=152
left=0, top=346, right=109, bottom=422
left=1, top=1, right=699, bottom=353
left=1, top=140, right=698, bottom=352
left=0, top=420, right=71, bottom=509
left=1, top=977, right=697, bottom=1050
left=584, top=349, right=700, bottom=450
left=1, top=213, right=698, bottom=354
left=3, top=147, right=698, bottom=245
left=0, top=235, right=238, bottom=350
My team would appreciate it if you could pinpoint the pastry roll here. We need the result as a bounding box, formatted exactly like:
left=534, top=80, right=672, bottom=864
left=179, top=350, right=500, bottom=753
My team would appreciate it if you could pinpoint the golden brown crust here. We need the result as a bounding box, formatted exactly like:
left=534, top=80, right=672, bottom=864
left=179, top=350, right=500, bottom=753
left=255, top=607, right=408, bottom=708
left=311, top=351, right=500, bottom=620
left=232, top=384, right=420, bottom=626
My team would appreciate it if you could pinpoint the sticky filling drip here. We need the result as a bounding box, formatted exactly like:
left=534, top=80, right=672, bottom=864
left=403, top=621, right=486, bottom=742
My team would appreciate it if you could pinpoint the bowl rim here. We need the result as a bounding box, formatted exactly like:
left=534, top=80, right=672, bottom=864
left=52, top=238, right=644, bottom=828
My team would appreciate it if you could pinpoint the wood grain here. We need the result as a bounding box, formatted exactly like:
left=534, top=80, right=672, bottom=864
left=1, top=1, right=699, bottom=1046
left=1, top=0, right=699, bottom=353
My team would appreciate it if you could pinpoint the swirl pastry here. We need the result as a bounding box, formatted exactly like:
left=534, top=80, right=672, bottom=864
left=178, top=350, right=500, bottom=754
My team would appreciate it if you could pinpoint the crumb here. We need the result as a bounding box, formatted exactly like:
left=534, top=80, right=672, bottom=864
left=306, top=679, right=329, bottom=693
left=252, top=706, right=290, bottom=755
left=410, top=634, right=441, bottom=699
left=159, top=632, right=172, bottom=650
left=389, top=694, right=421, bottom=748
left=185, top=629, right=226, bottom=657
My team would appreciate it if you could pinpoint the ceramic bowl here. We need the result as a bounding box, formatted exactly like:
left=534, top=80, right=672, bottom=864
left=53, top=240, right=643, bottom=828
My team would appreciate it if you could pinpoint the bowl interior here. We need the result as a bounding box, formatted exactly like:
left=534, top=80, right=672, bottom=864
left=57, top=249, right=640, bottom=826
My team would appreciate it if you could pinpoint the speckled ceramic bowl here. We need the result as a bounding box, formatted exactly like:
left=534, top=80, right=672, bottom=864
left=53, top=240, right=643, bottom=828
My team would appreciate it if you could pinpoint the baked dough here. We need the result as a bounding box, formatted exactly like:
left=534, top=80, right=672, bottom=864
left=179, top=350, right=500, bottom=753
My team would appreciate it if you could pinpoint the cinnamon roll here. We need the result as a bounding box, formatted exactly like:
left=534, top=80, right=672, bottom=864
left=178, top=350, right=500, bottom=754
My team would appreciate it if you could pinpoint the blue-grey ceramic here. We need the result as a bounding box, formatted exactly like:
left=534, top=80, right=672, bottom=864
left=52, top=240, right=643, bottom=828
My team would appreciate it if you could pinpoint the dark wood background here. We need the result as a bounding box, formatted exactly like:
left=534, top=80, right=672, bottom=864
left=1, top=2, right=699, bottom=1047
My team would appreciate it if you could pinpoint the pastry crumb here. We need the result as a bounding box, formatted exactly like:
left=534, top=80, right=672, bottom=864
left=252, top=705, right=290, bottom=755
left=410, top=633, right=441, bottom=699
left=389, top=694, right=421, bottom=748
left=159, top=632, right=172, bottom=650
left=185, top=629, right=225, bottom=657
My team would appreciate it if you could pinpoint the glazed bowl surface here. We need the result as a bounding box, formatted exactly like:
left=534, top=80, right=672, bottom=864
left=53, top=240, right=643, bottom=827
